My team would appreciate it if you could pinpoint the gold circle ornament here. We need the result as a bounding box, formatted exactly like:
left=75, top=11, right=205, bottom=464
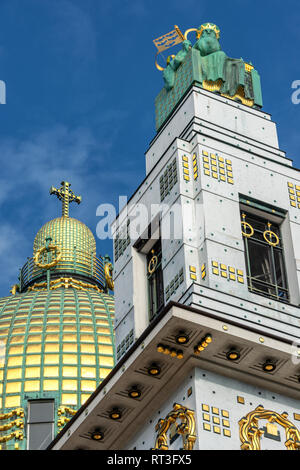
left=263, top=223, right=279, bottom=247
left=148, top=255, right=158, bottom=275
left=155, top=52, right=165, bottom=71
left=104, top=262, right=114, bottom=291
left=34, top=245, right=61, bottom=269
left=241, top=213, right=254, bottom=238
left=184, top=28, right=200, bottom=40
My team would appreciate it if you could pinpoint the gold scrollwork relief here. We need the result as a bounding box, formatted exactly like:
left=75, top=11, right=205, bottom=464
left=57, top=405, right=77, bottom=428
left=27, top=277, right=103, bottom=293
left=154, top=403, right=196, bottom=450
left=0, top=408, right=24, bottom=421
left=239, top=405, right=300, bottom=450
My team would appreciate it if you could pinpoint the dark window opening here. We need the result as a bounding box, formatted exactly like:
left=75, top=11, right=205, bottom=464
left=27, top=399, right=54, bottom=450
left=147, top=239, right=164, bottom=321
left=241, top=212, right=289, bottom=302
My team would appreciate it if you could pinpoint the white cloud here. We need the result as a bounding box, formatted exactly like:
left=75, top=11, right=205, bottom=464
left=0, top=124, right=99, bottom=206
left=0, top=116, right=137, bottom=297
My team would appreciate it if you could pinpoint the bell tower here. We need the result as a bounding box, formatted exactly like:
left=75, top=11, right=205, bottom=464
left=50, top=22, right=300, bottom=452
left=112, top=23, right=299, bottom=360
left=109, top=22, right=300, bottom=450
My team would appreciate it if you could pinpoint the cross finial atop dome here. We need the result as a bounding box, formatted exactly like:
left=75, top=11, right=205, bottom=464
left=50, top=181, right=82, bottom=217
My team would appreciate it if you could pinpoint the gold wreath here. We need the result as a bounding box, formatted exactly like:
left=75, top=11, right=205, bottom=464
left=104, top=262, right=114, bottom=291
left=148, top=255, right=158, bottom=275
left=263, top=225, right=279, bottom=247
left=34, top=245, right=61, bottom=269
left=155, top=51, right=165, bottom=71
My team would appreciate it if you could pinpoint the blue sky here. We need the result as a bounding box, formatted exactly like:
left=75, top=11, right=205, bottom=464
left=0, top=0, right=299, bottom=297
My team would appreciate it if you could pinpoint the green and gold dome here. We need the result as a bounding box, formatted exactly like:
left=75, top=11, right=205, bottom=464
left=0, top=182, right=115, bottom=450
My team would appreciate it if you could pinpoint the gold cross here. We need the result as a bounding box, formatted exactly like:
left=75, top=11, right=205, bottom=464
left=50, top=181, right=82, bottom=217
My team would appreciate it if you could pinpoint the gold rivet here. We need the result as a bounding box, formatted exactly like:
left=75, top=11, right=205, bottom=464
left=259, top=337, right=264, bottom=343
left=223, top=325, right=228, bottom=331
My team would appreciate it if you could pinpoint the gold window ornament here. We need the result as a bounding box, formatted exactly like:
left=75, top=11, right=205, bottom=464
left=263, top=222, right=279, bottom=247
left=241, top=213, right=254, bottom=238
left=153, top=403, right=196, bottom=450
left=148, top=250, right=158, bottom=274
left=239, top=405, right=300, bottom=450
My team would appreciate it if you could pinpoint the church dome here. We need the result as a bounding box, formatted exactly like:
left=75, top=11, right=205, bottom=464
left=0, top=288, right=114, bottom=447
left=0, top=288, right=114, bottom=408
left=0, top=181, right=115, bottom=450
